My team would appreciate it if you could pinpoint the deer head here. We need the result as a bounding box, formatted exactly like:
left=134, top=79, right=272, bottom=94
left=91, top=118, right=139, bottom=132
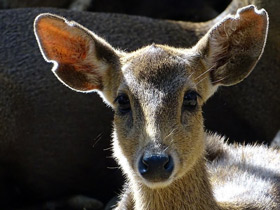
left=34, top=5, right=268, bottom=189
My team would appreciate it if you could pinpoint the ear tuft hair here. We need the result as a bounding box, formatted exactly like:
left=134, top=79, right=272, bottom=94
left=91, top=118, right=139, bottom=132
left=197, top=5, right=268, bottom=87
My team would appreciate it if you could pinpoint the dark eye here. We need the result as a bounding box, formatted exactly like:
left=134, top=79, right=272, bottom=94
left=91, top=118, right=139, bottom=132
left=115, top=94, right=131, bottom=114
left=183, top=91, right=199, bottom=111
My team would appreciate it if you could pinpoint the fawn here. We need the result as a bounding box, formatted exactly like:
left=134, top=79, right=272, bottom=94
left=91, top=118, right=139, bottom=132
left=34, top=5, right=280, bottom=210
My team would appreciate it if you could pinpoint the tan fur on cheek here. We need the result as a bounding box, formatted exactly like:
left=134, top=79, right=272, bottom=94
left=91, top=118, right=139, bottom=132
left=173, top=114, right=205, bottom=179
left=113, top=117, right=142, bottom=174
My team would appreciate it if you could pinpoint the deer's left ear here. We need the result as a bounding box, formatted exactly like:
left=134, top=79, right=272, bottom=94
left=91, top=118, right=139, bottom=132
left=34, top=13, right=121, bottom=93
left=195, top=5, right=268, bottom=86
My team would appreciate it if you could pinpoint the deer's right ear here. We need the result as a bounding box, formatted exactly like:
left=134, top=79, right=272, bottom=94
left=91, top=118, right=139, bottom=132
left=194, top=5, right=268, bottom=87
left=34, top=13, right=120, bottom=93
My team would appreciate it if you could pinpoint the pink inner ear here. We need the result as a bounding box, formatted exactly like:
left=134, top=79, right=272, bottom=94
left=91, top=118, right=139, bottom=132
left=36, top=17, right=89, bottom=64
left=35, top=15, right=105, bottom=91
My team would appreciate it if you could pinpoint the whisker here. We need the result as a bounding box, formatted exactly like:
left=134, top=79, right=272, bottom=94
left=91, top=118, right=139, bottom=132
left=163, top=127, right=178, bottom=150
left=194, top=65, right=215, bottom=81
left=187, top=72, right=195, bottom=80
left=104, top=146, right=113, bottom=151
left=211, top=76, right=228, bottom=85
left=163, top=146, right=169, bottom=153
left=164, top=128, right=176, bottom=141
left=92, top=133, right=103, bottom=148
left=107, top=166, right=121, bottom=170
left=169, top=138, right=175, bottom=147
left=195, top=76, right=208, bottom=86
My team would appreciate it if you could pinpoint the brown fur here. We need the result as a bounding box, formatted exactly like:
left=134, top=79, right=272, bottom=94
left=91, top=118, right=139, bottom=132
left=34, top=4, right=280, bottom=210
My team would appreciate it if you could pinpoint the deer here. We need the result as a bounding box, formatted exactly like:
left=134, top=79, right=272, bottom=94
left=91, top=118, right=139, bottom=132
left=1, top=0, right=280, bottom=209
left=34, top=3, right=280, bottom=210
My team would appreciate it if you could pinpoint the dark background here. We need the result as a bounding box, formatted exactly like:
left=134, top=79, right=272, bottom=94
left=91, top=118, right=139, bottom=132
left=0, top=0, right=231, bottom=21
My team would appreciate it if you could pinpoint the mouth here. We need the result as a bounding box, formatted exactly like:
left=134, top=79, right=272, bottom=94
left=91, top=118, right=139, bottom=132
left=139, top=176, right=175, bottom=189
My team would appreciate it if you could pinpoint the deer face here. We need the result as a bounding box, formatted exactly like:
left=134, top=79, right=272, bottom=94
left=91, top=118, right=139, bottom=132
left=34, top=5, right=268, bottom=188
left=112, top=45, right=211, bottom=188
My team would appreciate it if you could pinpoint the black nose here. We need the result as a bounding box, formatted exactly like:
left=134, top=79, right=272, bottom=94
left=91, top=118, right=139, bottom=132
left=138, top=153, right=174, bottom=182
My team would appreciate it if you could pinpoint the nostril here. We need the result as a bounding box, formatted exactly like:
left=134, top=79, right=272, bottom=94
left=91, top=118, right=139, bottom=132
left=138, top=155, right=149, bottom=175
left=142, top=157, right=149, bottom=169
left=164, top=155, right=174, bottom=173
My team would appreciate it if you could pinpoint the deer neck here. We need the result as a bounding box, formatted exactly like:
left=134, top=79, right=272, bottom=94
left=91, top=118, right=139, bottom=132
left=130, top=158, right=221, bottom=210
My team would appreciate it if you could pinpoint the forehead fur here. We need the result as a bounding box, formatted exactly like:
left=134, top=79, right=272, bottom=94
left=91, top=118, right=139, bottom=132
left=121, top=44, right=196, bottom=95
